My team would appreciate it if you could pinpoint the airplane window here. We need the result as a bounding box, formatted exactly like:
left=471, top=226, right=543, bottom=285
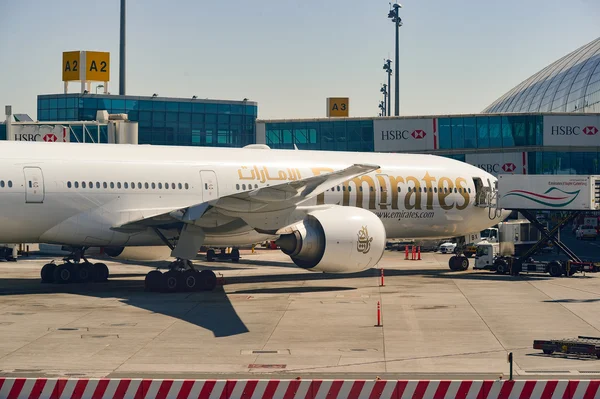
left=66, top=181, right=71, bottom=188
left=165, top=183, right=169, bottom=190
left=96, top=182, right=100, bottom=189
left=397, top=187, right=401, bottom=192
left=171, top=183, right=175, bottom=189
left=468, top=188, right=471, bottom=193
left=429, top=187, right=433, bottom=192
left=117, top=182, right=122, bottom=189
left=434, top=187, right=438, bottom=193
left=444, top=187, right=448, bottom=193
left=185, top=183, right=189, bottom=190
left=103, top=182, right=108, bottom=189
left=337, top=186, right=340, bottom=192
left=131, top=182, right=135, bottom=189
left=342, top=186, right=346, bottom=191
left=178, top=183, right=182, bottom=190
left=144, top=183, right=149, bottom=189
left=158, top=183, right=162, bottom=189
left=74, top=181, right=79, bottom=188
left=454, top=188, right=457, bottom=193
left=236, top=184, right=240, bottom=190
left=348, top=186, right=352, bottom=192
left=82, top=182, right=86, bottom=188
left=0, top=181, right=4, bottom=188
left=124, top=182, right=128, bottom=189
left=359, top=186, right=363, bottom=192
left=89, top=181, right=93, bottom=188
left=110, top=182, right=114, bottom=189
left=204, top=183, right=208, bottom=190
left=8, top=181, right=12, bottom=188
left=242, top=184, right=246, bottom=190
left=152, top=182, right=156, bottom=189
left=380, top=186, right=383, bottom=192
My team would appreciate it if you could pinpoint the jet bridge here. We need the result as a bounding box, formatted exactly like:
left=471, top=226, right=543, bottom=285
left=496, top=175, right=600, bottom=264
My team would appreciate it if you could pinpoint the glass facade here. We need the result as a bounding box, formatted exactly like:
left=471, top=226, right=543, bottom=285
left=37, top=94, right=258, bottom=147
left=265, top=119, right=374, bottom=151
left=484, top=37, right=600, bottom=114
left=264, top=115, right=542, bottom=151
left=0, top=124, right=5, bottom=141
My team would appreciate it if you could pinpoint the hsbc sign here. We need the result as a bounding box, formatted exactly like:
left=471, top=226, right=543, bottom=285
left=544, top=115, right=600, bottom=146
left=12, top=125, right=69, bottom=143
left=465, top=152, right=527, bottom=176
left=374, top=118, right=438, bottom=152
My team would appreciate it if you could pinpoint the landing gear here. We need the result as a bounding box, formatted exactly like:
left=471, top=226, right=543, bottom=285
left=205, top=247, right=240, bottom=262
left=143, top=258, right=218, bottom=293
left=449, top=255, right=469, bottom=271
left=40, top=248, right=110, bottom=284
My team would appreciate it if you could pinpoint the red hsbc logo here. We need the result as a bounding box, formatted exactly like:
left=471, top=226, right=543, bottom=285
left=583, top=126, right=598, bottom=136
left=43, top=133, right=58, bottom=142
left=411, top=129, right=426, bottom=139
left=502, top=163, right=516, bottom=172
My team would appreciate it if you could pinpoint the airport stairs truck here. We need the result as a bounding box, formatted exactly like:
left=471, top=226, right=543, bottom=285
left=473, top=174, right=600, bottom=277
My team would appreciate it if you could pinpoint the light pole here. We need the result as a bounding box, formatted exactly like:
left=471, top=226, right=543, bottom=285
left=378, top=101, right=385, bottom=116
left=388, top=3, right=402, bottom=116
left=380, top=84, right=387, bottom=116
left=383, top=59, right=392, bottom=117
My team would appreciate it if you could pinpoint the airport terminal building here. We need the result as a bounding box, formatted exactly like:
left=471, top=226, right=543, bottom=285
left=3, top=37, right=599, bottom=177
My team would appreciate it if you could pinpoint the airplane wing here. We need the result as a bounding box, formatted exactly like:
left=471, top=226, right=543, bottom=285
left=113, top=163, right=379, bottom=231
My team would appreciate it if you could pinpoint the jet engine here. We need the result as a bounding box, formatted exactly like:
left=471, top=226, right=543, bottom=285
left=276, top=206, right=386, bottom=273
left=103, top=246, right=172, bottom=261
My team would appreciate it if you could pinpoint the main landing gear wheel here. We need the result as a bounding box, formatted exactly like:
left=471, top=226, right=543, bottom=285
left=41, top=263, right=57, bottom=283
left=199, top=270, right=217, bottom=291
left=92, top=263, right=109, bottom=282
left=75, top=263, right=94, bottom=283
left=162, top=270, right=180, bottom=293
left=145, top=270, right=163, bottom=292
left=181, top=270, right=199, bottom=292
left=54, top=264, right=74, bottom=284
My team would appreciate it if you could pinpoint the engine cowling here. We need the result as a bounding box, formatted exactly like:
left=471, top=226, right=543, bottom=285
left=103, top=246, right=172, bottom=261
left=276, top=206, right=386, bottom=273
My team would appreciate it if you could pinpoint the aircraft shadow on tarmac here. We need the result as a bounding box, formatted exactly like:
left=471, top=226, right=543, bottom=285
left=0, top=256, right=567, bottom=338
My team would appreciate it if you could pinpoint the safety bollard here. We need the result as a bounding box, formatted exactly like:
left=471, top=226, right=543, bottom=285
left=405, top=246, right=409, bottom=260
left=412, top=246, right=416, bottom=260
left=417, top=246, right=421, bottom=260
left=380, top=268, right=384, bottom=287
left=375, top=301, right=382, bottom=327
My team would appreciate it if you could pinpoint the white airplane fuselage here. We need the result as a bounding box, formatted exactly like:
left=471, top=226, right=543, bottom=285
left=0, top=141, right=504, bottom=248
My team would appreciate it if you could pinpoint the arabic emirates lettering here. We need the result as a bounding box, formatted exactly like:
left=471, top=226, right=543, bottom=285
left=237, top=166, right=302, bottom=183
left=357, top=226, right=373, bottom=254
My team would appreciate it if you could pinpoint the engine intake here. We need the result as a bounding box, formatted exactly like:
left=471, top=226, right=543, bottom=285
left=276, top=206, right=386, bottom=273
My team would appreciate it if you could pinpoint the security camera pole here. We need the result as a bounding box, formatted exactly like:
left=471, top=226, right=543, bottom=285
left=388, top=3, right=402, bottom=116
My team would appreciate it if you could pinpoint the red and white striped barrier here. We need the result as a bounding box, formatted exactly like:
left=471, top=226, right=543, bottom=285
left=0, top=378, right=598, bottom=399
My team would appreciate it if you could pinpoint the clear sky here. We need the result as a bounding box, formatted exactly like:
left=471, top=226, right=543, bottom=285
left=0, top=0, right=598, bottom=120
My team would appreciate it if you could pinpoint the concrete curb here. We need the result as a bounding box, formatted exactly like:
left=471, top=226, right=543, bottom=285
left=0, top=378, right=599, bottom=399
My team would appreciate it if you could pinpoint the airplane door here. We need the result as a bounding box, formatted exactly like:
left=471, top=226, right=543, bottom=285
left=377, top=174, right=392, bottom=208
left=23, top=167, right=45, bottom=203
left=200, top=170, right=218, bottom=202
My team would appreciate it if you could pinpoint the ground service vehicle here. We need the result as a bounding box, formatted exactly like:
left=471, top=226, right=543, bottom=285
left=474, top=242, right=597, bottom=276
left=576, top=225, right=597, bottom=240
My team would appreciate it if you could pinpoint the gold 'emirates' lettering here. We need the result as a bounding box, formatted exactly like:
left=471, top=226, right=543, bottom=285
left=308, top=169, right=472, bottom=211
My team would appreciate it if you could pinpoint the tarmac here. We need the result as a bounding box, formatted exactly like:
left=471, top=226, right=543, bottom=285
left=0, top=248, right=600, bottom=380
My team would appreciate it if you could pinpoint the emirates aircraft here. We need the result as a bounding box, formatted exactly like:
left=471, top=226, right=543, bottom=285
left=0, top=141, right=507, bottom=292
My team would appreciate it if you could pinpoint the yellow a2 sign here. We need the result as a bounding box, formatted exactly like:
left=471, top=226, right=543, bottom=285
left=85, top=51, right=110, bottom=81
left=62, top=51, right=81, bottom=81
left=61, top=51, right=110, bottom=82
left=327, top=97, right=349, bottom=117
